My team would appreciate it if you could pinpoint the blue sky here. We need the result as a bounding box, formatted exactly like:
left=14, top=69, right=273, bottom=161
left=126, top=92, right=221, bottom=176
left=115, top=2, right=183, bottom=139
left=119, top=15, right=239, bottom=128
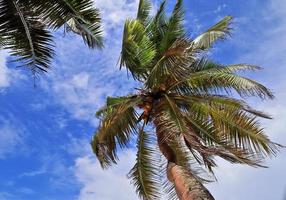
left=0, top=0, right=286, bottom=199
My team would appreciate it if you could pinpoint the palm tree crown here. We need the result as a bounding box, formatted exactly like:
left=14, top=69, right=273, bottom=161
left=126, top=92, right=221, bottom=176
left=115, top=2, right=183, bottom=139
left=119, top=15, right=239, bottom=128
left=0, top=0, right=102, bottom=75
left=92, top=0, right=280, bottom=199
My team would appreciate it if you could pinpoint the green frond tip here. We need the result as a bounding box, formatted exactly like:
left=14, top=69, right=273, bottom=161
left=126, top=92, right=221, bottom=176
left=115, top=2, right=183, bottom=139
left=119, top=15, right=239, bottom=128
left=120, top=19, right=156, bottom=80
left=128, top=130, right=161, bottom=200
left=192, top=15, right=233, bottom=51
left=159, top=0, right=185, bottom=53
left=137, top=0, right=152, bottom=24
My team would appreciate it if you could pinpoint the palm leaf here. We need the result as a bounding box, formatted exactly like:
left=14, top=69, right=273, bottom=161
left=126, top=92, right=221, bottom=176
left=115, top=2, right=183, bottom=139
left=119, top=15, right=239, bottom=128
left=96, top=95, right=138, bottom=118
left=192, top=16, right=232, bottom=51
left=137, top=0, right=151, bottom=24
left=148, top=0, right=167, bottom=49
left=170, top=61, right=274, bottom=99
left=33, top=0, right=103, bottom=48
left=166, top=95, right=268, bottom=168
left=120, top=19, right=156, bottom=80
left=173, top=94, right=272, bottom=119
left=145, top=39, right=191, bottom=89
left=0, top=0, right=54, bottom=74
left=128, top=126, right=162, bottom=200
left=159, top=0, right=184, bottom=53
left=91, top=96, right=141, bottom=168
left=185, top=100, right=279, bottom=156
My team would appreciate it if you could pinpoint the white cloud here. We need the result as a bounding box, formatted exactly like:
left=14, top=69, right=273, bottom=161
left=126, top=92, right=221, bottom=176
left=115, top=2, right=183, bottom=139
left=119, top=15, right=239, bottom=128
left=0, top=118, right=23, bottom=159
left=0, top=51, right=27, bottom=90
left=51, top=71, right=117, bottom=123
left=74, top=149, right=138, bottom=200
left=0, top=52, right=10, bottom=89
left=94, top=0, right=139, bottom=34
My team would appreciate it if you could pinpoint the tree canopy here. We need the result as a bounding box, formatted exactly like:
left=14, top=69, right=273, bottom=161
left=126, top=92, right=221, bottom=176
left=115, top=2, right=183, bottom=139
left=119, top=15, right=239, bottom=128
left=91, top=0, right=281, bottom=199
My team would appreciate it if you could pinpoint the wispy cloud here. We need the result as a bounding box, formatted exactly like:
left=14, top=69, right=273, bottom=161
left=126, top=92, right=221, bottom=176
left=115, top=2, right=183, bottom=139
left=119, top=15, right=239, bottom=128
left=213, top=4, right=227, bottom=14
left=0, top=117, right=25, bottom=159
left=19, top=168, right=47, bottom=178
left=0, top=51, right=27, bottom=91
left=94, top=0, right=139, bottom=34
left=0, top=191, right=13, bottom=200
left=74, top=149, right=137, bottom=200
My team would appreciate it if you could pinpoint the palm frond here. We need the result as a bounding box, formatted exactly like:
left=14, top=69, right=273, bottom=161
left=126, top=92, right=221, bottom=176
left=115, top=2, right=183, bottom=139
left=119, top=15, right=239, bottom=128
left=170, top=60, right=274, bottom=99
left=34, top=0, right=103, bottom=48
left=91, top=96, right=141, bottom=168
left=0, top=0, right=54, bottom=74
left=159, top=0, right=184, bottom=53
left=148, top=0, right=167, bottom=48
left=145, top=39, right=191, bottom=88
left=186, top=100, right=279, bottom=156
left=173, top=94, right=272, bottom=119
left=164, top=95, right=270, bottom=168
left=128, top=127, right=162, bottom=200
left=120, top=19, right=156, bottom=81
left=137, top=0, right=151, bottom=24
left=96, top=95, right=138, bottom=118
left=192, top=16, right=232, bottom=51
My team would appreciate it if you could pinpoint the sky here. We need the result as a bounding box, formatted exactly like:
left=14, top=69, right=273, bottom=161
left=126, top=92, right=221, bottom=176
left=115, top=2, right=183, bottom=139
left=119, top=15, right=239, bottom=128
left=0, top=0, right=286, bottom=199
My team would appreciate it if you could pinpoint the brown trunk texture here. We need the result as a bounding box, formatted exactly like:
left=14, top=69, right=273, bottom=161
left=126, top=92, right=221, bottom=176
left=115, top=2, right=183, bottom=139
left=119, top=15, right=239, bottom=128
left=154, top=114, right=215, bottom=200
left=167, top=162, right=215, bottom=200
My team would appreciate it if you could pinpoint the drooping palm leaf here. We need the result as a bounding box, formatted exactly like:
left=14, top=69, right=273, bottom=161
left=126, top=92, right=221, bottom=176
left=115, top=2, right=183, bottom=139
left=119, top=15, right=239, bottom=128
left=91, top=96, right=141, bottom=168
left=0, top=0, right=54, bottom=74
left=128, top=126, right=162, bottom=200
left=96, top=95, right=138, bottom=118
left=184, top=100, right=278, bottom=156
left=33, top=0, right=103, bottom=48
left=0, top=0, right=102, bottom=76
left=164, top=95, right=267, bottom=169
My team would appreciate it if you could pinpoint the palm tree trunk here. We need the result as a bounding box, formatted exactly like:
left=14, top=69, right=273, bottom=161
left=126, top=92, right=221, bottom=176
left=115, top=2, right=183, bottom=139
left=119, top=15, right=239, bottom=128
left=167, top=162, right=214, bottom=200
left=154, top=117, right=215, bottom=200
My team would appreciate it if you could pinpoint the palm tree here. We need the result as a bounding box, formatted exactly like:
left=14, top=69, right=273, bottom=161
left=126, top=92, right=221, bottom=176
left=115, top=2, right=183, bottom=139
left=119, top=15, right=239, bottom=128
left=0, top=0, right=102, bottom=76
left=91, top=0, right=281, bottom=199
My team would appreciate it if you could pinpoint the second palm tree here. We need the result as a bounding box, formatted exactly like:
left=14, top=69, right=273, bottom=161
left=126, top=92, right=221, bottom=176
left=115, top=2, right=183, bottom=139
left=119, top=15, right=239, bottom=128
left=92, top=0, right=280, bottom=199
